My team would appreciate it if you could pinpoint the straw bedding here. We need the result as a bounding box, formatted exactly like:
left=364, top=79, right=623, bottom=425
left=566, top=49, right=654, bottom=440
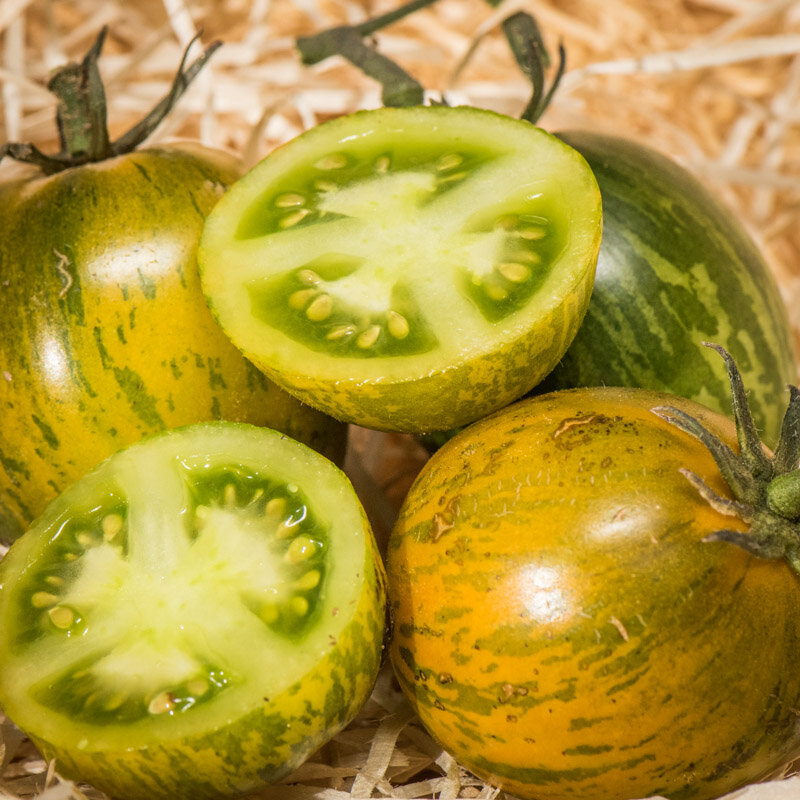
left=1, top=0, right=799, bottom=797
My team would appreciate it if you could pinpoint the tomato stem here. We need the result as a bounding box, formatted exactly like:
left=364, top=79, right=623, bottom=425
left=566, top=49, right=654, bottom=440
left=296, top=26, right=424, bottom=107
left=501, top=11, right=566, bottom=125
left=654, top=343, right=800, bottom=571
left=295, top=0, right=448, bottom=107
left=0, top=28, right=220, bottom=175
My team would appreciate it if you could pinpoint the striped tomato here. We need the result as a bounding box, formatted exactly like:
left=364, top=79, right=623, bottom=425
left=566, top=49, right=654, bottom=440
left=0, top=422, right=386, bottom=800
left=537, top=131, right=797, bottom=449
left=0, top=32, right=345, bottom=541
left=387, top=346, right=800, bottom=800
left=198, top=104, right=602, bottom=433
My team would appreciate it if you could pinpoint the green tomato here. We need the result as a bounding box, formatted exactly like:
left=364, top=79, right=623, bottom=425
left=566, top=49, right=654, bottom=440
left=199, top=105, right=603, bottom=434
left=0, top=39, right=347, bottom=542
left=0, top=422, right=386, bottom=800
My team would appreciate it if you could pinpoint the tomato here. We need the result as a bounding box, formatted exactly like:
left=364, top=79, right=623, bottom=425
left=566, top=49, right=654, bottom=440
left=198, top=104, right=603, bottom=434
left=0, top=421, right=386, bottom=800
left=386, top=355, right=800, bottom=800
left=537, top=130, right=798, bottom=449
left=0, top=32, right=346, bottom=542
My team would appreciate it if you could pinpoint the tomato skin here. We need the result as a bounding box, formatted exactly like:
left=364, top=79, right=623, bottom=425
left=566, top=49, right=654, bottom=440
left=387, top=388, right=800, bottom=800
left=0, top=144, right=346, bottom=541
left=539, top=131, right=797, bottom=449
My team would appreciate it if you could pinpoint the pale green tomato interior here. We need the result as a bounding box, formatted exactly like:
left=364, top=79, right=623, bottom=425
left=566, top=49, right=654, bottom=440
left=199, top=106, right=601, bottom=383
left=0, top=423, right=371, bottom=750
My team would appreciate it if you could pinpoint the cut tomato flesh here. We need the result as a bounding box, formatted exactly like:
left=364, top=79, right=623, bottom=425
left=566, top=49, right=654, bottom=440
left=0, top=423, right=385, bottom=799
left=199, top=106, right=602, bottom=433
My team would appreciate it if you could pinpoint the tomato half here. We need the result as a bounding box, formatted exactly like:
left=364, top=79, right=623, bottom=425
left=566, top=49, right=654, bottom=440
left=386, top=387, right=800, bottom=800
left=0, top=422, right=386, bottom=800
left=199, top=105, right=602, bottom=433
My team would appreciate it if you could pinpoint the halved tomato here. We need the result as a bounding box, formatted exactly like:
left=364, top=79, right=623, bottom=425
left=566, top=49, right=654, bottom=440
left=199, top=105, right=602, bottom=433
left=0, top=422, right=386, bottom=800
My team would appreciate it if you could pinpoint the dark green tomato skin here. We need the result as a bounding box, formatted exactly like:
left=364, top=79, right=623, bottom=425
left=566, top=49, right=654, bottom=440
left=0, top=145, right=346, bottom=541
left=537, top=131, right=797, bottom=448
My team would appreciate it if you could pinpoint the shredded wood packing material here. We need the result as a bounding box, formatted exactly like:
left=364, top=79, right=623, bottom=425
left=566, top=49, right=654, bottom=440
left=1, top=1, right=799, bottom=798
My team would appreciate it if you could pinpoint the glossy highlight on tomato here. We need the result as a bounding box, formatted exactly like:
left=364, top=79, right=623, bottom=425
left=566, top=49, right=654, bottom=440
left=0, top=422, right=386, bottom=800
left=199, top=104, right=602, bottom=433
left=386, top=387, right=800, bottom=800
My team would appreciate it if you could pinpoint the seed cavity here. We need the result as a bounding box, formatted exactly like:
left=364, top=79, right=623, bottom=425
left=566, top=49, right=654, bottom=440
left=314, top=153, right=348, bottom=170
left=280, top=208, right=311, bottom=229
left=102, top=513, right=123, bottom=541
left=32, top=591, right=58, bottom=608
left=275, top=192, right=306, bottom=208
left=306, top=294, right=333, bottom=322
left=357, top=325, right=382, bottom=349
left=386, top=311, right=410, bottom=339
left=498, top=262, right=531, bottom=283
left=48, top=605, right=75, bottom=629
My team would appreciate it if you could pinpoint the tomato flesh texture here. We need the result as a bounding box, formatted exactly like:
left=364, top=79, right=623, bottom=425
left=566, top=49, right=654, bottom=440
left=387, top=389, right=800, bottom=800
left=0, top=423, right=386, bottom=799
left=199, top=106, right=601, bottom=432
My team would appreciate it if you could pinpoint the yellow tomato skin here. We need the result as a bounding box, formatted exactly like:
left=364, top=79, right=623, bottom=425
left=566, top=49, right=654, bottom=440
left=0, top=145, right=346, bottom=541
left=387, top=387, right=800, bottom=800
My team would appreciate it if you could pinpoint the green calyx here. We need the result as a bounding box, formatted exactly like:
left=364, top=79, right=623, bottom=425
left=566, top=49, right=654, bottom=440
left=0, top=27, right=220, bottom=175
left=653, top=342, right=800, bottom=571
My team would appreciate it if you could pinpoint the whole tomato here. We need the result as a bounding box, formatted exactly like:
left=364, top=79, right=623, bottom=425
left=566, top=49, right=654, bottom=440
left=387, top=345, right=800, bottom=800
left=0, top=30, right=346, bottom=540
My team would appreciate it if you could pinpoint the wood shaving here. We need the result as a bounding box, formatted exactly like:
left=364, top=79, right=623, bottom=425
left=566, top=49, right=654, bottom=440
left=1, top=0, right=799, bottom=798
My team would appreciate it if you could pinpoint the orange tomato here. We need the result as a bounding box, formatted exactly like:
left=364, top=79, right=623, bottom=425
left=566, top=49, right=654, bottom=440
left=386, top=387, right=800, bottom=800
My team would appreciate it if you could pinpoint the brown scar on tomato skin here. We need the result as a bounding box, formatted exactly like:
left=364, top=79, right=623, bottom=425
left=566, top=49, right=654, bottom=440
left=432, top=513, right=454, bottom=541
left=552, top=414, right=601, bottom=438
left=609, top=615, right=630, bottom=642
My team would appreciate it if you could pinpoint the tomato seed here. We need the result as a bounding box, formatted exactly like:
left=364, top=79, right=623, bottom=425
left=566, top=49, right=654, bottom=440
left=31, top=591, right=58, bottom=608
left=48, top=606, right=74, bottom=629
left=387, top=311, right=410, bottom=339
left=306, top=294, right=333, bottom=322
left=314, top=153, right=348, bottom=170
left=275, top=193, right=305, bottom=208
left=356, top=325, right=381, bottom=349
